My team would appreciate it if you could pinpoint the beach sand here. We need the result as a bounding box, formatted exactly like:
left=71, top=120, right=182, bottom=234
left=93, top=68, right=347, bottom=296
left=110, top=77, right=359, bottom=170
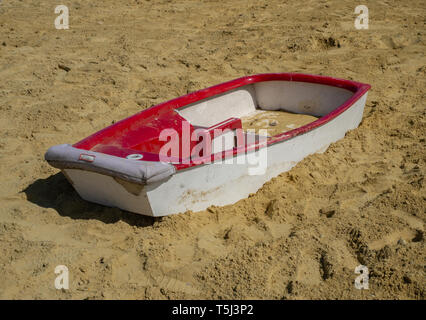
left=0, top=0, right=424, bottom=299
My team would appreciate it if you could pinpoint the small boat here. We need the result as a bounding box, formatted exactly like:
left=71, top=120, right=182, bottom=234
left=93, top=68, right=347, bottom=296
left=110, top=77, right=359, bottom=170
left=45, top=73, right=370, bottom=216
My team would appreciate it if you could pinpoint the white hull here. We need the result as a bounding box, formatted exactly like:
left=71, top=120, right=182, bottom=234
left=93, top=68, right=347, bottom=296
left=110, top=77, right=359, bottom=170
left=63, top=92, right=368, bottom=217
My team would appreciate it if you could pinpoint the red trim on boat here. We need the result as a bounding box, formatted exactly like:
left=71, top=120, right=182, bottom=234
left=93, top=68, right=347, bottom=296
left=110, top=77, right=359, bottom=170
left=72, top=73, right=371, bottom=171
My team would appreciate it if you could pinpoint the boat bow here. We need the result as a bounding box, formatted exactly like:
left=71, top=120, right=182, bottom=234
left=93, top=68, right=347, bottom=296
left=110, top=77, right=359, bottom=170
left=45, top=144, right=176, bottom=184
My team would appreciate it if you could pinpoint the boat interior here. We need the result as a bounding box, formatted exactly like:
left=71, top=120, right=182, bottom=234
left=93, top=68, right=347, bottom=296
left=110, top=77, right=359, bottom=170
left=176, top=81, right=354, bottom=149
left=79, top=80, right=355, bottom=161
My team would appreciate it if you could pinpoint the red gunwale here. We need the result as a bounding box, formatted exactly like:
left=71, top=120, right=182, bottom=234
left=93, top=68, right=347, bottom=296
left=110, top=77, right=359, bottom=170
left=73, top=73, right=371, bottom=171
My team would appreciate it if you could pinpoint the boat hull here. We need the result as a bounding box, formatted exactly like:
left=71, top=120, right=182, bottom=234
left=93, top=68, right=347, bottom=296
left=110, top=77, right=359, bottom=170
left=62, top=91, right=368, bottom=217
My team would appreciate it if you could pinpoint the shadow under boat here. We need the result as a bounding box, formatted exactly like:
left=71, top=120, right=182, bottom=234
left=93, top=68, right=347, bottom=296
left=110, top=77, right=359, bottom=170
left=22, top=172, right=158, bottom=227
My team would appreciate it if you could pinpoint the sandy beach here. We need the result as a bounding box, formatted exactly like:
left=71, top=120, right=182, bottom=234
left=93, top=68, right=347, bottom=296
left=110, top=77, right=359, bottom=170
left=0, top=0, right=424, bottom=299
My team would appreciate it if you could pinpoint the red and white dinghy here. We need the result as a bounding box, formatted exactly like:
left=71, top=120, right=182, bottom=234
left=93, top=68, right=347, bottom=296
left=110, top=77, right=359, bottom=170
left=45, top=73, right=371, bottom=216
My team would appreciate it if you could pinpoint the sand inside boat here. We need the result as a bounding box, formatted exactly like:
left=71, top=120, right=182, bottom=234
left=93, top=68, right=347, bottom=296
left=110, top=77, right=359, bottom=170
left=240, top=109, right=319, bottom=136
